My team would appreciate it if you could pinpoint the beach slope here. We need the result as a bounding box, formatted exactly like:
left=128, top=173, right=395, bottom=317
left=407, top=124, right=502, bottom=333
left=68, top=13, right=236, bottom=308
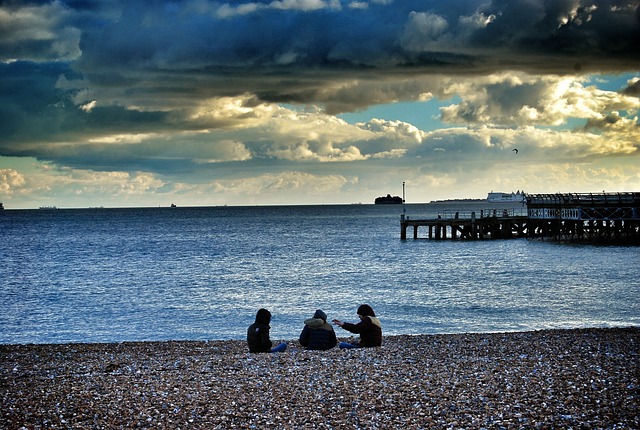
left=1, top=327, right=638, bottom=429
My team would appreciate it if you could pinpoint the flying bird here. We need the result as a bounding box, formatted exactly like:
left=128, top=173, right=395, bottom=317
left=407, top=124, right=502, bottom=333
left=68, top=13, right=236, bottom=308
left=513, top=148, right=519, bottom=154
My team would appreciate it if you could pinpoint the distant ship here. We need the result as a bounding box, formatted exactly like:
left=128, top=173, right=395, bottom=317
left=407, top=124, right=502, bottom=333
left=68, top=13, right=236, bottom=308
left=375, top=194, right=404, bottom=204
left=39, top=206, right=58, bottom=210
left=0, top=202, right=4, bottom=210
left=487, top=191, right=525, bottom=203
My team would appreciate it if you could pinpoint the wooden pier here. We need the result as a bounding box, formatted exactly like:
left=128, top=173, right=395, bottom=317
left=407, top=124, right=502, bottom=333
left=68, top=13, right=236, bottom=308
left=401, top=209, right=528, bottom=240
left=401, top=192, right=640, bottom=244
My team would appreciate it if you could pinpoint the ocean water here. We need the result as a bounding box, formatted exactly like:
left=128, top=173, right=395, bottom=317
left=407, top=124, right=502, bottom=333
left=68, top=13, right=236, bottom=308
left=1, top=203, right=638, bottom=344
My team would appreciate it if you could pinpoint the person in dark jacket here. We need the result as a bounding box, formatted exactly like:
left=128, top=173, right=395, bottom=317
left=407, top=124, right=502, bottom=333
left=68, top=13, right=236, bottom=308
left=247, top=308, right=287, bottom=353
left=332, top=304, right=382, bottom=349
left=299, top=309, right=337, bottom=350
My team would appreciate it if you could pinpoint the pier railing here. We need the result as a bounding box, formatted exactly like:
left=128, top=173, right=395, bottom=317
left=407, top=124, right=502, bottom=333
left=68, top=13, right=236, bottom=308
left=435, top=208, right=527, bottom=220
left=527, top=192, right=640, bottom=206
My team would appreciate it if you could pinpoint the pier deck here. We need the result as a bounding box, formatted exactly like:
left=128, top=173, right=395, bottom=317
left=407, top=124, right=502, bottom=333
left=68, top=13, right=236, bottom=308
left=401, top=192, right=640, bottom=244
left=401, top=212, right=528, bottom=240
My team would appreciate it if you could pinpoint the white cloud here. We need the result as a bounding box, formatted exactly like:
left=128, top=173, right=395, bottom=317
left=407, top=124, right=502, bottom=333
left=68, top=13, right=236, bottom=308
left=404, top=119, right=639, bottom=181
left=155, top=170, right=360, bottom=205
left=266, top=141, right=365, bottom=162
left=439, top=74, right=640, bottom=127
left=458, top=11, right=495, bottom=32
left=0, top=169, right=26, bottom=194
left=401, top=11, right=450, bottom=52
left=0, top=1, right=81, bottom=61
left=87, top=133, right=157, bottom=145
left=80, top=101, right=97, bottom=113
left=219, top=171, right=351, bottom=195
left=358, top=118, right=424, bottom=144
left=348, top=2, right=369, bottom=10
left=0, top=164, right=171, bottom=207
left=270, top=0, right=335, bottom=11
left=213, top=0, right=338, bottom=18
left=194, top=140, right=252, bottom=163
left=189, top=96, right=277, bottom=128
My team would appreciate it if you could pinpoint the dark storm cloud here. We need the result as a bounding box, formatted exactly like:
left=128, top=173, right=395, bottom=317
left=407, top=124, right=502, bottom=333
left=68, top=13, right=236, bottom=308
left=0, top=61, right=171, bottom=151
left=71, top=0, right=639, bottom=71
left=3, top=0, right=638, bottom=112
left=471, top=0, right=640, bottom=58
left=60, top=0, right=639, bottom=108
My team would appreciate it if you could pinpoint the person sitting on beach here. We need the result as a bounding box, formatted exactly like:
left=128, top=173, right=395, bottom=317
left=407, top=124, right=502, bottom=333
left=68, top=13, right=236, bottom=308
left=247, top=308, right=287, bottom=353
left=299, top=309, right=338, bottom=350
left=332, top=304, right=382, bottom=349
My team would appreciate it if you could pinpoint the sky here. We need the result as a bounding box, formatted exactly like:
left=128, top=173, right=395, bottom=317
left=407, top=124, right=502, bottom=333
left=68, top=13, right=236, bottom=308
left=1, top=0, right=639, bottom=208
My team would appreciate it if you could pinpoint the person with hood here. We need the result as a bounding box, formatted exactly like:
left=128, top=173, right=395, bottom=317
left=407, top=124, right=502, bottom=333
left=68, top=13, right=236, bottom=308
left=332, top=304, right=382, bottom=349
left=247, top=308, right=287, bottom=353
left=299, top=309, right=338, bottom=350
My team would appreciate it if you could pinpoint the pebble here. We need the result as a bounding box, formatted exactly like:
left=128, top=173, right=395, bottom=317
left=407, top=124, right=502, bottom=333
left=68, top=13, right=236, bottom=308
left=1, top=328, right=638, bottom=429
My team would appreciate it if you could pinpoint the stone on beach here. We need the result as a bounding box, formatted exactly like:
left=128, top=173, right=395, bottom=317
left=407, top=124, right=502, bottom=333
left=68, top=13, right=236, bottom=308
left=1, top=327, right=638, bottom=429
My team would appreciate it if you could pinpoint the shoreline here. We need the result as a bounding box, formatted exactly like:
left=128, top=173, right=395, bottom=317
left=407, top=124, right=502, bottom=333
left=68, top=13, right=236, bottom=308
left=2, top=327, right=638, bottom=429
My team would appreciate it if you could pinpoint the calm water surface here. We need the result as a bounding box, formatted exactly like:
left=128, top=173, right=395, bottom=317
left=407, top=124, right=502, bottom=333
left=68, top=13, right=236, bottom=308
left=1, top=203, right=638, bottom=344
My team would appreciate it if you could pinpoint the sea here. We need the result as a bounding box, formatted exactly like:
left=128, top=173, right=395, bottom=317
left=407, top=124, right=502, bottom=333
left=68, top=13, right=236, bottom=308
left=1, top=202, right=638, bottom=345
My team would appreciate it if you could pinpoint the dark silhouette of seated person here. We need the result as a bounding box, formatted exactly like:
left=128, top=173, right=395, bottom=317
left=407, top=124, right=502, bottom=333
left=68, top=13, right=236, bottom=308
left=247, top=308, right=287, bottom=353
left=333, top=304, right=382, bottom=349
left=299, top=309, right=337, bottom=350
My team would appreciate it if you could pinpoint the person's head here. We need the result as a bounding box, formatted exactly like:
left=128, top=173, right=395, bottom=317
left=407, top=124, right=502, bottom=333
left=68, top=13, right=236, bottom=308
left=357, top=304, right=375, bottom=318
left=313, top=309, right=327, bottom=321
left=255, top=308, right=272, bottom=325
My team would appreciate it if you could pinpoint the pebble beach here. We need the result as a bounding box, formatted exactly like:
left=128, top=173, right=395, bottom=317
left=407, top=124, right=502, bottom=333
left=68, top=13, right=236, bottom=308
left=1, top=327, right=638, bottom=429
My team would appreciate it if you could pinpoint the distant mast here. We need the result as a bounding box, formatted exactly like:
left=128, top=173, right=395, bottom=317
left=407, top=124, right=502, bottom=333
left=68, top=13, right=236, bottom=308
left=402, top=181, right=406, bottom=217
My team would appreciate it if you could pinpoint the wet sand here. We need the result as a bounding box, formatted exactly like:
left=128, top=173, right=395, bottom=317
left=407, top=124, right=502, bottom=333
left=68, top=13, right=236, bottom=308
left=1, top=327, right=638, bottom=429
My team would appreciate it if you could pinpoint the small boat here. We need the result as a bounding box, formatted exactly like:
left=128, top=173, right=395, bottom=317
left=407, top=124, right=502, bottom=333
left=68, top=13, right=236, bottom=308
left=170, top=203, right=177, bottom=208
left=0, top=202, right=4, bottom=210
